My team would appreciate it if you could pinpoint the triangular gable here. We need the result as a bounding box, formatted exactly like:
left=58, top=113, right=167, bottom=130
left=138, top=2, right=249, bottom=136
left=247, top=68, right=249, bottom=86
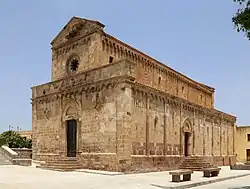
left=51, top=16, right=105, bottom=48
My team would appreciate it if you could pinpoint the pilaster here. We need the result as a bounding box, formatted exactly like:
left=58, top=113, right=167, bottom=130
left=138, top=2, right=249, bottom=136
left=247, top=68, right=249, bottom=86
left=115, top=83, right=132, bottom=171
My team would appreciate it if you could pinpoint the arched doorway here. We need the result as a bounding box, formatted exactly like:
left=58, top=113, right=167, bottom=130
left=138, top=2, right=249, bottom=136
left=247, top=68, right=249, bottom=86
left=62, top=100, right=81, bottom=157
left=184, top=132, right=191, bottom=156
left=182, top=118, right=192, bottom=157
left=66, top=119, right=77, bottom=157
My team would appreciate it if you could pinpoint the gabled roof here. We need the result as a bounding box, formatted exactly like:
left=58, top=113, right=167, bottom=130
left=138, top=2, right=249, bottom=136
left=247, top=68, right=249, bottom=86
left=51, top=16, right=105, bottom=46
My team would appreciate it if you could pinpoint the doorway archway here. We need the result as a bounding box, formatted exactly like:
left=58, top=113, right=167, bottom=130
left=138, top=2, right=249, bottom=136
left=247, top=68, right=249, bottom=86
left=66, top=119, right=77, bottom=157
left=184, top=132, right=191, bottom=156
left=182, top=118, right=192, bottom=157
left=62, top=100, right=81, bottom=157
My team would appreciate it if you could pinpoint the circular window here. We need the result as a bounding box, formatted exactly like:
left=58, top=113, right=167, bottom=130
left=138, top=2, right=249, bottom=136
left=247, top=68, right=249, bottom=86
left=66, top=55, right=80, bottom=75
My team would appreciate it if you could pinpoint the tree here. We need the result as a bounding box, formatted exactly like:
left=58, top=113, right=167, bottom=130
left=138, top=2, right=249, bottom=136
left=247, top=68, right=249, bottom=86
left=0, top=131, right=32, bottom=148
left=232, top=0, right=250, bottom=40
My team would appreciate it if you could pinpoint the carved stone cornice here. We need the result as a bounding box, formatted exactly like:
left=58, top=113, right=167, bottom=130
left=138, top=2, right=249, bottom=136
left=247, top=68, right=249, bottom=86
left=52, top=17, right=104, bottom=50
left=55, top=36, right=91, bottom=56
left=32, top=75, right=134, bottom=104
left=32, top=59, right=135, bottom=100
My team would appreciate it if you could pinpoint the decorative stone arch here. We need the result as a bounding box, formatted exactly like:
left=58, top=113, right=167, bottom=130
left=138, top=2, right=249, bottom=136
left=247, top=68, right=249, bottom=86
left=61, top=99, right=82, bottom=157
left=62, top=99, right=81, bottom=121
left=182, top=118, right=193, bottom=133
left=182, top=118, right=193, bottom=157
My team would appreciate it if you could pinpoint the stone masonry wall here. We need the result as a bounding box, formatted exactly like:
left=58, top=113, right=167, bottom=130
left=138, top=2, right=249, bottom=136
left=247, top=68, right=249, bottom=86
left=50, top=17, right=214, bottom=108
left=32, top=99, right=61, bottom=160
left=32, top=59, right=136, bottom=170
left=51, top=32, right=104, bottom=81
left=51, top=18, right=105, bottom=81
left=32, top=17, right=236, bottom=171
left=130, top=82, right=236, bottom=170
left=11, top=148, right=32, bottom=159
left=100, top=34, right=214, bottom=109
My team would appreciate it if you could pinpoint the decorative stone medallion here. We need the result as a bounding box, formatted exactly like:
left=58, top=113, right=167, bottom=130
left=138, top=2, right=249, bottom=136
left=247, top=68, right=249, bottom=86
left=66, top=54, right=80, bottom=75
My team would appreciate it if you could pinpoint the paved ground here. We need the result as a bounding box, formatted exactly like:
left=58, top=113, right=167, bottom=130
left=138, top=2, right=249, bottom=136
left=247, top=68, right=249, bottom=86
left=0, top=165, right=249, bottom=189
left=193, top=175, right=250, bottom=189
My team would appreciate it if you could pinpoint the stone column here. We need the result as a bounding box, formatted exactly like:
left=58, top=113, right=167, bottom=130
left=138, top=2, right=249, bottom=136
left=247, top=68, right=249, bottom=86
left=192, top=131, right=195, bottom=156
left=77, top=120, right=82, bottom=155
left=192, top=110, right=195, bottom=156
left=233, top=124, right=235, bottom=156
left=61, top=120, right=67, bottom=156
left=227, top=124, right=229, bottom=156
left=180, top=104, right=183, bottom=156
left=163, top=100, right=167, bottom=155
left=212, top=117, right=214, bottom=156
left=203, top=114, right=206, bottom=156
left=220, top=121, right=222, bottom=156
left=31, top=101, right=37, bottom=160
left=146, top=94, right=149, bottom=155
left=116, top=83, right=132, bottom=171
left=203, top=124, right=205, bottom=156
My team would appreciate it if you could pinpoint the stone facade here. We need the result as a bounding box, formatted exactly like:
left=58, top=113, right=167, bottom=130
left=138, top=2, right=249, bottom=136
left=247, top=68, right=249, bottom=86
left=235, top=126, right=250, bottom=163
left=32, top=17, right=236, bottom=172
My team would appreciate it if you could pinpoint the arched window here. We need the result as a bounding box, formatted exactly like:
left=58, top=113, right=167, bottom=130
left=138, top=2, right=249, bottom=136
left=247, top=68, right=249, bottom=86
left=154, top=116, right=158, bottom=129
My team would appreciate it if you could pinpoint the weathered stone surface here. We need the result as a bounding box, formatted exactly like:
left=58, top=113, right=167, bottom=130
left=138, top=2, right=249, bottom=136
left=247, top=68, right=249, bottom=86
left=235, top=126, right=250, bottom=163
left=32, top=17, right=237, bottom=172
left=11, top=149, right=32, bottom=159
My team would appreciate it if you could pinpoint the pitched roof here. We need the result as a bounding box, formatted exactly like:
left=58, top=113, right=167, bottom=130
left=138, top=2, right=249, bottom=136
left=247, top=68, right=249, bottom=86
left=50, top=16, right=105, bottom=45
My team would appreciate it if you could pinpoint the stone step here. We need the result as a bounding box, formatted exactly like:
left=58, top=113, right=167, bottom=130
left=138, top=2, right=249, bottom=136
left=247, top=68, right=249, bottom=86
left=43, top=165, right=81, bottom=169
left=183, top=160, right=208, bottom=163
left=46, top=158, right=77, bottom=162
left=44, top=163, right=81, bottom=168
left=46, top=161, right=79, bottom=165
left=182, top=165, right=208, bottom=168
left=184, top=160, right=205, bottom=162
left=181, top=161, right=210, bottom=164
left=0, top=154, right=12, bottom=165
left=179, top=156, right=213, bottom=171
left=38, top=164, right=81, bottom=170
left=185, top=156, right=204, bottom=159
left=180, top=167, right=203, bottom=171
left=181, top=163, right=211, bottom=166
left=181, top=163, right=210, bottom=165
left=181, top=163, right=211, bottom=167
left=37, top=166, right=79, bottom=172
left=180, top=166, right=202, bottom=169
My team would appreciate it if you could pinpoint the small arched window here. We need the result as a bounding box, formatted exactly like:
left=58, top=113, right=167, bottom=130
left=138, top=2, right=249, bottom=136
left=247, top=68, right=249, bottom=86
left=158, top=77, right=161, bottom=85
left=154, top=116, right=158, bottom=129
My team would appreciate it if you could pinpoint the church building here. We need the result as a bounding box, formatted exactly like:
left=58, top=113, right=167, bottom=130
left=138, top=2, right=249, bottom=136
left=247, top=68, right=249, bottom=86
left=31, top=17, right=236, bottom=172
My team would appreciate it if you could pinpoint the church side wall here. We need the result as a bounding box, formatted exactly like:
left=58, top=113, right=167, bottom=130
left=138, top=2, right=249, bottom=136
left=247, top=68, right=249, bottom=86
left=100, top=35, right=214, bottom=109
left=130, top=85, right=236, bottom=171
left=51, top=30, right=214, bottom=109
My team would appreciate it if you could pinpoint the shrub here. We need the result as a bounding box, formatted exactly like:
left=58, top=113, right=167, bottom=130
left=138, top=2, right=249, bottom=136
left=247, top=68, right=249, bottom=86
left=0, top=131, right=32, bottom=148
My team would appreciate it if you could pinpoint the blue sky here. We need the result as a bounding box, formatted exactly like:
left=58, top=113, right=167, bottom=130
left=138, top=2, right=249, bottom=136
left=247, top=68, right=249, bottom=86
left=0, top=1, right=249, bottom=132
